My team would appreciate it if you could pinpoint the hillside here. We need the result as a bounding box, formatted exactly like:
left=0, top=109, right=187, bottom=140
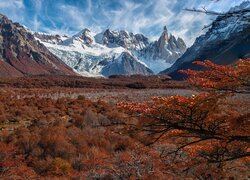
left=160, top=1, right=250, bottom=79
left=0, top=14, right=76, bottom=77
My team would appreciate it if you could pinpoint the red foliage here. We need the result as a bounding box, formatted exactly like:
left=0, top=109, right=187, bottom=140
left=119, top=59, right=250, bottom=178
left=0, top=142, right=37, bottom=179
left=179, top=59, right=250, bottom=93
left=0, top=59, right=249, bottom=179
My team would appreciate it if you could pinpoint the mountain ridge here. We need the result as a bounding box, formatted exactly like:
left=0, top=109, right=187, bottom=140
left=160, top=1, right=250, bottom=79
left=35, top=26, right=186, bottom=76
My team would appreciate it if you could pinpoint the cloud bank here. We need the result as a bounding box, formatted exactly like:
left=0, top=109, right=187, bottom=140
left=0, top=0, right=248, bottom=46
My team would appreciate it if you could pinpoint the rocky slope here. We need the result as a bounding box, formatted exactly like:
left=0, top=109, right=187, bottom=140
left=138, top=26, right=186, bottom=64
left=161, top=1, right=250, bottom=80
left=35, top=26, right=186, bottom=76
left=0, top=14, right=76, bottom=77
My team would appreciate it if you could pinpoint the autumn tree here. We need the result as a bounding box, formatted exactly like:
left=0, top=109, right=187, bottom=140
left=180, top=59, right=250, bottom=93
left=119, top=59, right=250, bottom=178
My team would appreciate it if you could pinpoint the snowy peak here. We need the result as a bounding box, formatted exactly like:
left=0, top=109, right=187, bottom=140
left=157, top=26, right=186, bottom=54
left=34, top=32, right=66, bottom=44
left=58, top=28, right=96, bottom=49
left=101, top=52, right=153, bottom=76
left=35, top=26, right=187, bottom=77
left=97, top=28, right=150, bottom=50
left=73, top=28, right=95, bottom=45
left=229, top=0, right=250, bottom=12
left=161, top=1, right=250, bottom=79
left=136, top=26, right=187, bottom=67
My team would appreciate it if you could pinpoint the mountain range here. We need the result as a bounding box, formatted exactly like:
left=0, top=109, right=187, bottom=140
left=0, top=14, right=76, bottom=77
left=34, top=26, right=186, bottom=77
left=161, top=1, right=250, bottom=79
left=0, top=1, right=249, bottom=78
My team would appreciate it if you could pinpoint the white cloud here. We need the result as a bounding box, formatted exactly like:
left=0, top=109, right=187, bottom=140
left=58, top=4, right=88, bottom=30
left=0, top=0, right=25, bottom=22
left=0, top=0, right=248, bottom=47
left=30, top=0, right=44, bottom=31
left=0, top=0, right=24, bottom=9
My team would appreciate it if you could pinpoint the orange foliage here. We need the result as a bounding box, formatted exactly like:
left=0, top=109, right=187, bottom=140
left=0, top=59, right=249, bottom=179
left=119, top=59, right=250, bottom=178
left=0, top=92, right=164, bottom=178
left=179, top=59, right=250, bottom=92
left=0, top=142, right=37, bottom=179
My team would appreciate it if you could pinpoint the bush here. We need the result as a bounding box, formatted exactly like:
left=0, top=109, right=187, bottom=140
left=77, top=95, right=86, bottom=101
left=126, top=82, right=146, bottom=89
left=49, top=158, right=71, bottom=176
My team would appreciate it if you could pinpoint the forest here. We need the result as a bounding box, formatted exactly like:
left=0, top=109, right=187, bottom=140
left=0, top=59, right=249, bottom=179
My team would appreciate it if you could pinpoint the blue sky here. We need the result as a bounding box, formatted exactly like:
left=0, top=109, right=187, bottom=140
left=0, top=0, right=247, bottom=46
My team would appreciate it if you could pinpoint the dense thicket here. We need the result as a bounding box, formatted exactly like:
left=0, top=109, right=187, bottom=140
left=119, top=59, right=250, bottom=178
left=0, top=94, right=165, bottom=179
left=0, top=60, right=249, bottom=179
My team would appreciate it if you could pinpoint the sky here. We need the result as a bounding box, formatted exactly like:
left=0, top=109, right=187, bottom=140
left=0, top=0, right=247, bottom=46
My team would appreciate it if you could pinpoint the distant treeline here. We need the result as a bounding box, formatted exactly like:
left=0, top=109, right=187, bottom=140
left=0, top=75, right=188, bottom=89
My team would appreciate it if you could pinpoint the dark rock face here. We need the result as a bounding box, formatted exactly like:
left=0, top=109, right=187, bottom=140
left=99, top=29, right=150, bottom=50
left=161, top=2, right=250, bottom=80
left=79, top=29, right=94, bottom=45
left=97, top=27, right=187, bottom=65
left=101, top=52, right=153, bottom=76
left=0, top=14, right=76, bottom=77
left=156, top=26, right=186, bottom=61
left=138, top=26, right=187, bottom=64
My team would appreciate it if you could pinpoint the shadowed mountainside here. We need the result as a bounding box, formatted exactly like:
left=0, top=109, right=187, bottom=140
left=0, top=14, right=76, bottom=77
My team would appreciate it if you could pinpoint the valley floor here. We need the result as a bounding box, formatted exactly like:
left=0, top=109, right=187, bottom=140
left=0, top=75, right=249, bottom=179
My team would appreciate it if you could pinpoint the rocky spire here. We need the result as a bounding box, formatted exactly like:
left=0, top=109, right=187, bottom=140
left=163, top=25, right=167, bottom=31
left=160, top=26, right=169, bottom=43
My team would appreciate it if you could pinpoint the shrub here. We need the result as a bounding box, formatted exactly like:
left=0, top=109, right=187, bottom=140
left=126, top=82, right=146, bottom=89
left=77, top=95, right=86, bottom=101
left=49, top=158, right=71, bottom=176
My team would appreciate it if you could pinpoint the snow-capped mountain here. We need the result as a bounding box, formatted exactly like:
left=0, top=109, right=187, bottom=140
left=33, top=32, right=68, bottom=44
left=35, top=26, right=186, bottom=77
left=135, top=26, right=186, bottom=73
left=95, top=29, right=150, bottom=50
left=161, top=1, right=250, bottom=79
left=138, top=26, right=186, bottom=64
left=100, top=52, right=153, bottom=76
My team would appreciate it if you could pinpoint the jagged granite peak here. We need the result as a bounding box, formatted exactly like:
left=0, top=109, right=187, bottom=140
left=161, top=1, right=250, bottom=80
left=96, top=28, right=150, bottom=50
left=156, top=27, right=186, bottom=59
left=160, top=26, right=169, bottom=41
left=0, top=14, right=76, bottom=77
left=136, top=26, right=187, bottom=71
